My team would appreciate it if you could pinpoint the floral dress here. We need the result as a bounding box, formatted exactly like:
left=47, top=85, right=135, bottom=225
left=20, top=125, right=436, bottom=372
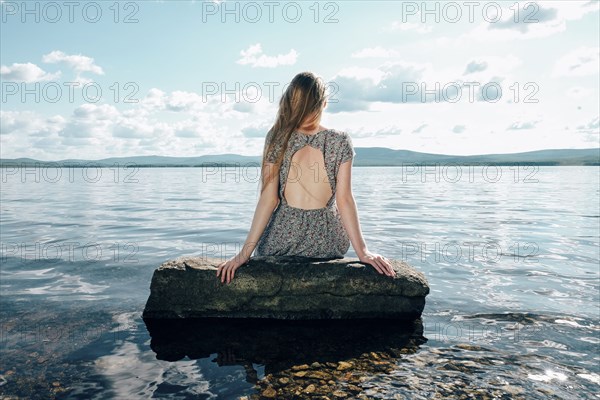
left=254, top=128, right=356, bottom=259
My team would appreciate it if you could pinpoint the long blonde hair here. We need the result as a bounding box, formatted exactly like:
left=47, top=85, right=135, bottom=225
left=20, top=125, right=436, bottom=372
left=260, top=72, right=327, bottom=195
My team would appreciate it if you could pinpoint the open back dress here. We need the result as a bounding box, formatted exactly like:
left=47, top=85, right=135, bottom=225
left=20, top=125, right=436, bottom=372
left=254, top=128, right=356, bottom=259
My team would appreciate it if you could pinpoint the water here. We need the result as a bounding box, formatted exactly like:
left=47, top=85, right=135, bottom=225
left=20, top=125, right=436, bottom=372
left=0, top=166, right=598, bottom=399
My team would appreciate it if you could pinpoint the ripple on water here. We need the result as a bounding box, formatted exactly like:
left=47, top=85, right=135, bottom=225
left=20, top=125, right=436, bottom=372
left=0, top=166, right=598, bottom=399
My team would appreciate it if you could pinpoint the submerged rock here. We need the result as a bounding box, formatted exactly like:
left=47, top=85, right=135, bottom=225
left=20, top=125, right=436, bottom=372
left=142, top=255, right=429, bottom=320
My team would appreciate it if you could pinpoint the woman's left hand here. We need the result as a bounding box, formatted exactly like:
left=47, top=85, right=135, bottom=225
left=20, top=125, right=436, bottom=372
left=216, top=254, right=249, bottom=284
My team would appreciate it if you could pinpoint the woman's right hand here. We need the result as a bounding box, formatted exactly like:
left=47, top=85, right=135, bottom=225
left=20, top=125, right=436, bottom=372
left=358, top=250, right=396, bottom=277
left=216, top=253, right=249, bottom=284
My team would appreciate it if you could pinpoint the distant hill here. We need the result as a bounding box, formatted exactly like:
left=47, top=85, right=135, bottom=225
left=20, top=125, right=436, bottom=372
left=352, top=147, right=600, bottom=166
left=1, top=148, right=598, bottom=167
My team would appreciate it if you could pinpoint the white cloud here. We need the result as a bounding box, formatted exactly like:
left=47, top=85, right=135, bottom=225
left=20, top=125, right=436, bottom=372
left=351, top=46, right=400, bottom=59
left=0, top=110, right=68, bottom=159
left=349, top=53, right=510, bottom=109
left=576, top=115, right=599, bottom=131
left=462, top=55, right=522, bottom=78
left=344, top=125, right=402, bottom=138
left=552, top=46, right=600, bottom=77
left=549, top=1, right=600, bottom=21
left=165, top=90, right=206, bottom=112
left=439, top=1, right=599, bottom=44
left=233, top=101, right=254, bottom=113
left=42, top=50, right=104, bottom=75
left=507, top=120, right=539, bottom=130
left=335, top=66, right=387, bottom=84
left=575, top=115, right=600, bottom=143
left=236, top=43, right=298, bottom=68
left=0, top=85, right=268, bottom=159
left=42, top=50, right=104, bottom=84
left=464, top=60, right=488, bottom=75
left=0, top=62, right=61, bottom=83
left=0, top=110, right=65, bottom=136
left=566, top=86, right=594, bottom=99
left=327, top=58, right=518, bottom=113
left=140, top=88, right=167, bottom=110
left=138, top=88, right=235, bottom=118
left=452, top=125, right=466, bottom=133
left=412, top=123, right=428, bottom=134
left=61, top=103, right=121, bottom=139
left=241, top=121, right=272, bottom=138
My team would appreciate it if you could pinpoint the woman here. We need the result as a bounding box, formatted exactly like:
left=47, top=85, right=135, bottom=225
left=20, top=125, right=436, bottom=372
left=217, top=72, right=395, bottom=284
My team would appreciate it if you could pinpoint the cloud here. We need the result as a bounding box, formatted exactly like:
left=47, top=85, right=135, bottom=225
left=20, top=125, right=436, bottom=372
left=351, top=46, right=399, bottom=59
left=42, top=51, right=104, bottom=75
left=443, top=1, right=599, bottom=43
left=0, top=51, right=104, bottom=88
left=72, top=103, right=119, bottom=120
left=112, top=108, right=158, bottom=139
left=463, top=55, right=521, bottom=78
left=575, top=116, right=600, bottom=143
left=173, top=129, right=201, bottom=138
left=507, top=120, right=538, bottom=130
left=566, top=86, right=594, bottom=99
left=138, top=88, right=233, bottom=117
left=233, top=101, right=255, bottom=113
left=42, top=50, right=104, bottom=84
left=464, top=60, right=488, bottom=75
left=412, top=123, right=428, bottom=134
left=325, top=78, right=373, bottom=113
left=60, top=103, right=120, bottom=139
left=327, top=60, right=512, bottom=112
left=576, top=116, right=600, bottom=131
left=0, top=111, right=69, bottom=160
left=0, top=110, right=35, bottom=135
left=241, top=121, right=272, bottom=138
left=552, top=46, right=600, bottom=77
left=164, top=90, right=205, bottom=112
left=0, top=110, right=65, bottom=136
left=327, top=62, right=430, bottom=113
left=549, top=1, right=599, bottom=21
left=488, top=5, right=558, bottom=33
left=236, top=43, right=298, bottom=68
left=0, top=62, right=61, bottom=83
left=452, top=125, right=466, bottom=133
left=348, top=125, right=402, bottom=138
left=5, top=89, right=222, bottom=156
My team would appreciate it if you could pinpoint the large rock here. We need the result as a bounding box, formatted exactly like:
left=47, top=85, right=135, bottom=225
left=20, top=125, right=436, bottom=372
left=142, top=255, right=429, bottom=320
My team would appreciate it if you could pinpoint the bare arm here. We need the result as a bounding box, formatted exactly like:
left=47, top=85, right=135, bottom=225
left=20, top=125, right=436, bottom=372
left=335, top=160, right=368, bottom=257
left=217, top=162, right=280, bottom=283
left=236, top=162, right=280, bottom=261
left=336, top=160, right=395, bottom=276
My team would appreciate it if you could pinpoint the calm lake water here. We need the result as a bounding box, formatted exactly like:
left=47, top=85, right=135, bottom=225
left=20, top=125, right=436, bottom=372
left=0, top=166, right=598, bottom=399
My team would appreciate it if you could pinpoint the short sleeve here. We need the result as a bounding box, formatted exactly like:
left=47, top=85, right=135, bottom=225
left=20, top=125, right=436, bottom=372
left=339, top=133, right=356, bottom=164
left=263, top=129, right=282, bottom=164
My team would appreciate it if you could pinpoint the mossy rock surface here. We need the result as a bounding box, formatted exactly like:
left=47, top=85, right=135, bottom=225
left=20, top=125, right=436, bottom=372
left=142, top=255, right=429, bottom=320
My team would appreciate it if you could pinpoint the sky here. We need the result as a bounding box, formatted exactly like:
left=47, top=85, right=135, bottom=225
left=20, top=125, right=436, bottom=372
left=1, top=0, right=599, bottom=160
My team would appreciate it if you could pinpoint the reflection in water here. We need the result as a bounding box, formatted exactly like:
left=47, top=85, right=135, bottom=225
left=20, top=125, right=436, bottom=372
left=1, top=167, right=598, bottom=398
left=144, top=317, right=426, bottom=383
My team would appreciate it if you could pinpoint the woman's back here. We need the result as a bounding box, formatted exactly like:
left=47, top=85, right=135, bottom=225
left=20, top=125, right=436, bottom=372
left=217, top=71, right=396, bottom=279
left=284, top=138, right=331, bottom=209
left=254, top=127, right=356, bottom=258
left=265, top=128, right=356, bottom=211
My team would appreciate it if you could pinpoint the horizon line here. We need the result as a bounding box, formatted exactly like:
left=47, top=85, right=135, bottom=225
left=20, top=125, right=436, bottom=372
left=1, top=146, right=599, bottom=163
